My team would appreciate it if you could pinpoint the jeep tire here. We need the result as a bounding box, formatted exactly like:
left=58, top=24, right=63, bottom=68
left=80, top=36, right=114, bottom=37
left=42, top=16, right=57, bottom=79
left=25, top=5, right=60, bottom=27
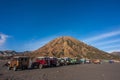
left=39, top=64, right=43, bottom=69
left=13, top=66, right=17, bottom=71
left=8, top=66, right=11, bottom=70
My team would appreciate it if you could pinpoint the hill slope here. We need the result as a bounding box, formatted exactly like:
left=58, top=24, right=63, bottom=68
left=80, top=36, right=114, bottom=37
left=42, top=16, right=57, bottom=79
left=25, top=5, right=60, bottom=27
left=111, top=52, right=120, bottom=56
left=29, top=36, right=120, bottom=59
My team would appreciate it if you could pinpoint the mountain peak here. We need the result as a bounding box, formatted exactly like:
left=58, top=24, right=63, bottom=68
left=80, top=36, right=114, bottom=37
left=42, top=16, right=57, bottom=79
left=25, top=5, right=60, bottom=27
left=29, top=36, right=120, bottom=59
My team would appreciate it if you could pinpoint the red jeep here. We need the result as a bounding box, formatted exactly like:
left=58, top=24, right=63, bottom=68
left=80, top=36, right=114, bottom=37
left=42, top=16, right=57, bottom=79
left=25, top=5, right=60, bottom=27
left=50, top=57, right=58, bottom=67
left=32, top=57, right=50, bottom=69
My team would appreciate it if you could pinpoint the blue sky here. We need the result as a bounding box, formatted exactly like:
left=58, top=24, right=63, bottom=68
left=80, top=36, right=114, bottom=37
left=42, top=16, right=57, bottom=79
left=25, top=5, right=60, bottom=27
left=0, top=0, right=120, bottom=53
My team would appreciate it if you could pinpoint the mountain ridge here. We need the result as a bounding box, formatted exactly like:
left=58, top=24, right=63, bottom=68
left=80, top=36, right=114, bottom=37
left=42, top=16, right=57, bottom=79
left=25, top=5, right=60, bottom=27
left=0, top=50, right=31, bottom=57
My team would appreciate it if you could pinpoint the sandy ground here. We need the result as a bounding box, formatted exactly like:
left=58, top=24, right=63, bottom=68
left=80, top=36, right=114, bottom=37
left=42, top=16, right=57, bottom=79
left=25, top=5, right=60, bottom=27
left=0, top=61, right=120, bottom=80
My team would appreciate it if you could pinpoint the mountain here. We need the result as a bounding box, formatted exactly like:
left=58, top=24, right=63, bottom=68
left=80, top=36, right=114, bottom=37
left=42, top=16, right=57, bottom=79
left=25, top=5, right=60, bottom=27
left=29, top=36, right=120, bottom=59
left=0, top=50, right=17, bottom=57
left=0, top=50, right=32, bottom=57
left=111, top=52, right=120, bottom=56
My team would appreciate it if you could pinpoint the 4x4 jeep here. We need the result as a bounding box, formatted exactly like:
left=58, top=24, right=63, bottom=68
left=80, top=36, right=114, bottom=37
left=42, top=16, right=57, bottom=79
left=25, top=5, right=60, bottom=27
left=50, top=57, right=58, bottom=67
left=92, top=59, right=101, bottom=64
left=7, top=56, right=30, bottom=71
left=32, top=57, right=51, bottom=69
left=62, top=57, right=71, bottom=65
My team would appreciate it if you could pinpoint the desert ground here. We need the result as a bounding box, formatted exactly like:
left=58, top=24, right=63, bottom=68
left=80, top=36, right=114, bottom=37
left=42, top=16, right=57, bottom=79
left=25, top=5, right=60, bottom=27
left=0, top=60, right=120, bottom=80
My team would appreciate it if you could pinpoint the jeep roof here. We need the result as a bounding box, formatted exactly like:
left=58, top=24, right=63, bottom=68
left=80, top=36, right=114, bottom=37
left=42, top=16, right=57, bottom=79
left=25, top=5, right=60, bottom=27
left=13, top=56, right=29, bottom=59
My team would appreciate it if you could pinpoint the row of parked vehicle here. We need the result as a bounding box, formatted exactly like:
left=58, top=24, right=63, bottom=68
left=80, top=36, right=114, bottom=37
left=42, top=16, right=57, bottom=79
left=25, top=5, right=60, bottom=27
left=6, top=56, right=111, bottom=71
left=80, top=58, right=102, bottom=64
left=7, top=56, right=81, bottom=71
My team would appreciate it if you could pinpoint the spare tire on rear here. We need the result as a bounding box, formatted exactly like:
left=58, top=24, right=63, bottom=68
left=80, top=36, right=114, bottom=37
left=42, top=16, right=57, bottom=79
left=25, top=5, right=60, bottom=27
left=8, top=66, right=11, bottom=70
left=13, top=66, right=17, bottom=71
left=39, top=64, right=43, bottom=69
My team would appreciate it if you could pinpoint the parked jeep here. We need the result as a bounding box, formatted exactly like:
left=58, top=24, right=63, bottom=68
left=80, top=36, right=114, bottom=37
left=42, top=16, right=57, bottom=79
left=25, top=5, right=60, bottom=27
left=92, top=59, right=101, bottom=64
left=109, top=60, right=114, bottom=63
left=50, top=57, right=59, bottom=67
left=85, top=59, right=91, bottom=64
left=57, top=58, right=66, bottom=66
left=7, top=56, right=30, bottom=71
left=32, top=57, right=50, bottom=69
left=70, top=58, right=77, bottom=64
left=63, top=57, right=71, bottom=65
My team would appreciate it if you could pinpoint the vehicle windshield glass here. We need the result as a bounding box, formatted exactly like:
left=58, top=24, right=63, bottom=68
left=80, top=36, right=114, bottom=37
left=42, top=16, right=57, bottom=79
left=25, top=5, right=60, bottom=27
left=18, top=58, right=29, bottom=61
left=12, top=58, right=18, bottom=61
left=37, top=58, right=43, bottom=60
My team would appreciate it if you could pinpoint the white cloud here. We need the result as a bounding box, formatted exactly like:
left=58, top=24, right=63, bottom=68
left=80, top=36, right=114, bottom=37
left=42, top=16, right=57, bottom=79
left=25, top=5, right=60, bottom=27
left=82, top=30, right=120, bottom=53
left=85, top=31, right=120, bottom=42
left=100, top=45, right=120, bottom=49
left=93, top=39, right=120, bottom=46
left=107, top=49, right=120, bottom=53
left=0, top=33, right=9, bottom=46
